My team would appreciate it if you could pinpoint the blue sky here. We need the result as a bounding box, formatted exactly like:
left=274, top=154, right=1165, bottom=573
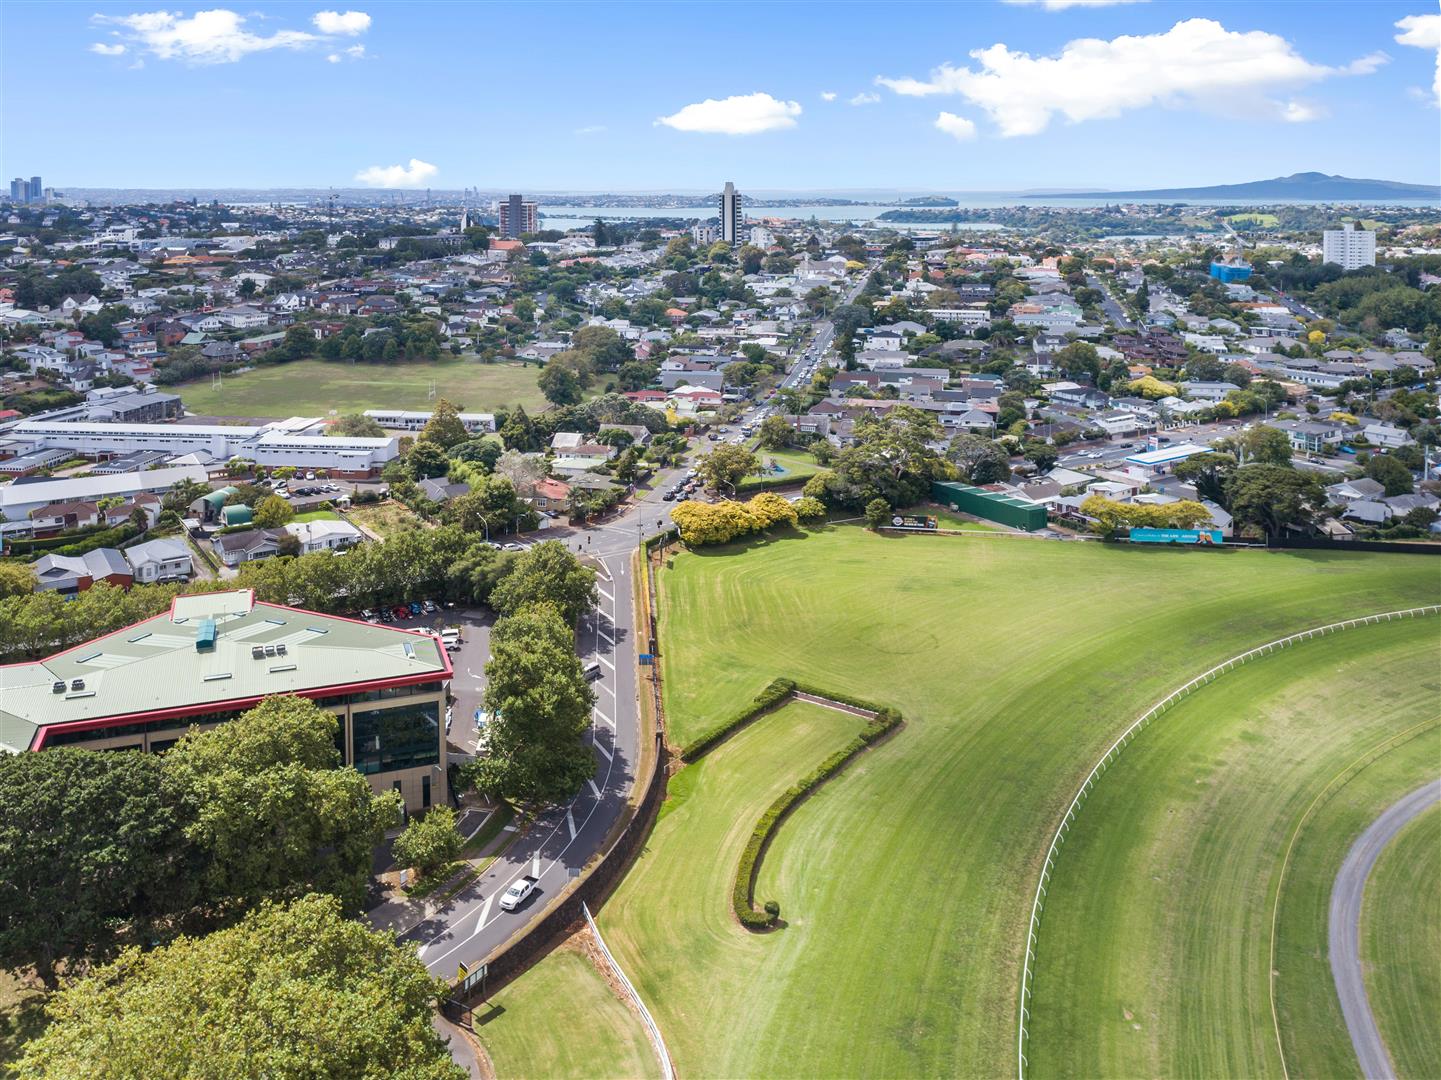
left=2, top=1, right=1438, bottom=192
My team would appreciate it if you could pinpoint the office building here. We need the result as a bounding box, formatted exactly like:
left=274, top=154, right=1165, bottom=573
left=1322, top=222, right=1376, bottom=270
left=498, top=194, right=538, bottom=239
left=9, top=418, right=399, bottom=476
left=10, top=178, right=29, bottom=204
left=0, top=590, right=452, bottom=814
left=29, top=176, right=41, bottom=203
left=720, top=181, right=743, bottom=245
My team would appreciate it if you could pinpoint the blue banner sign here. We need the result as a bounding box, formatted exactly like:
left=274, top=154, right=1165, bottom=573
left=1129, top=527, right=1223, bottom=545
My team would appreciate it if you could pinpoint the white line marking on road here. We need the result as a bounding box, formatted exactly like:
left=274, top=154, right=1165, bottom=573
left=595, top=740, right=613, bottom=761
left=532, top=851, right=541, bottom=877
left=599, top=629, right=614, bottom=645
left=598, top=589, right=614, bottom=603
left=599, top=655, right=615, bottom=670
left=588, top=778, right=601, bottom=797
left=478, top=893, right=493, bottom=927
left=566, top=808, right=577, bottom=839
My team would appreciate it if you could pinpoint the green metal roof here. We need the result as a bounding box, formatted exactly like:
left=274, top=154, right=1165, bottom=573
left=0, top=591, right=448, bottom=749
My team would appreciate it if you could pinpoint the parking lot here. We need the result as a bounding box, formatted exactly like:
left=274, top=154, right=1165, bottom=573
left=366, top=605, right=494, bottom=758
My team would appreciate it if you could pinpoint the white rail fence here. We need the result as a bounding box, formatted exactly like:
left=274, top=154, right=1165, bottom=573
left=1016, top=605, right=1441, bottom=1079
left=583, top=901, right=675, bottom=1080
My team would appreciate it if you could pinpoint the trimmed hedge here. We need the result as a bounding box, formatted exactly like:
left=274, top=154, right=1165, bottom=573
left=8, top=523, right=139, bottom=559
left=733, top=700, right=902, bottom=929
left=679, top=678, right=796, bottom=760
left=736, top=472, right=806, bottom=494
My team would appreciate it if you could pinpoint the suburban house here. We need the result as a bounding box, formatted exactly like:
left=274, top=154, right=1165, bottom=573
left=124, top=537, right=194, bottom=583
left=31, top=548, right=134, bottom=595
left=215, top=527, right=283, bottom=566
left=284, top=519, right=363, bottom=554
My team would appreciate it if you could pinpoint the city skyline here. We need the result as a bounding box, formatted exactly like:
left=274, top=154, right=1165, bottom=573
left=2, top=1, right=1438, bottom=192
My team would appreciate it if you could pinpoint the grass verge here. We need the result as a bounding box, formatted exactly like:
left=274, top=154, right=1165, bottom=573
left=475, top=944, right=658, bottom=1080
left=1360, top=803, right=1440, bottom=1080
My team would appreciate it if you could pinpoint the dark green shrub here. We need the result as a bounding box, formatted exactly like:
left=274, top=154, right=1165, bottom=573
left=763, top=900, right=780, bottom=919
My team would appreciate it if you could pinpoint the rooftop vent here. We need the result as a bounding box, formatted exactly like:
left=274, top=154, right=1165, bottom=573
left=195, top=618, right=217, bottom=653
left=251, top=645, right=265, bottom=660
left=264, top=644, right=277, bottom=657
left=275, top=643, right=287, bottom=656
left=70, top=678, right=85, bottom=692
left=52, top=680, right=66, bottom=694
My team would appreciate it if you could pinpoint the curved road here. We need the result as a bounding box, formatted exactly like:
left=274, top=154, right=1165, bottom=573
left=1328, top=778, right=1441, bottom=1080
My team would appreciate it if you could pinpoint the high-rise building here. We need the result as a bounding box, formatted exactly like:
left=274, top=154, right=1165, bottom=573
left=497, top=193, right=538, bottom=238
left=1322, top=222, right=1376, bottom=270
left=10, top=178, right=28, bottom=203
left=719, top=181, right=742, bottom=245
left=29, top=176, right=41, bottom=203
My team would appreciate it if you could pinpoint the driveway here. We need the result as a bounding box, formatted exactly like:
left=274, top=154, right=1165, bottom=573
left=1328, top=779, right=1441, bottom=1080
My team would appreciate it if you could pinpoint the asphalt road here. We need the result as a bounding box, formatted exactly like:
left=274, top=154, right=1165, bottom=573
left=1087, top=273, right=1136, bottom=332
left=398, top=276, right=861, bottom=982
left=1328, top=779, right=1441, bottom=1080
left=399, top=465, right=690, bottom=980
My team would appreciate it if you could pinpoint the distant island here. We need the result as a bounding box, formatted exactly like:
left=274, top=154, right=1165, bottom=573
left=899, top=195, right=959, bottom=207
left=1081, top=172, right=1440, bottom=202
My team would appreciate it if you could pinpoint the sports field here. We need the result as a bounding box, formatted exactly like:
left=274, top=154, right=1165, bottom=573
left=1362, top=804, right=1440, bottom=1080
left=474, top=946, right=656, bottom=1080
left=484, top=528, right=1439, bottom=1077
left=1026, top=618, right=1440, bottom=1077
left=175, top=358, right=551, bottom=418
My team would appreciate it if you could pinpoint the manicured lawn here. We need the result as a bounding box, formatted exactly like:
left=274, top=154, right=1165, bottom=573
left=483, top=527, right=1438, bottom=1077
left=176, top=358, right=552, bottom=418
left=290, top=509, right=342, bottom=523
left=345, top=501, right=425, bottom=539
left=745, top=446, right=822, bottom=485
left=476, top=946, right=657, bottom=1080
left=1361, top=804, right=1440, bottom=1080
left=1027, top=618, right=1440, bottom=1078
left=628, top=529, right=1438, bottom=1077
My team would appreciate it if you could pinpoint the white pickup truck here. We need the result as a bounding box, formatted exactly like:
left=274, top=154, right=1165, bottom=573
left=497, top=875, right=538, bottom=912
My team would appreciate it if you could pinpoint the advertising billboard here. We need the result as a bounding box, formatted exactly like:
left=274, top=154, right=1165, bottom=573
left=1129, top=527, right=1223, bottom=545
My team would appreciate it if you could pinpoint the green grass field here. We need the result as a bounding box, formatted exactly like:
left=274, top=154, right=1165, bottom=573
left=475, top=946, right=657, bottom=1080
left=1227, top=212, right=1281, bottom=226
left=176, top=358, right=552, bottom=418
left=1362, top=803, right=1440, bottom=1080
left=1026, top=618, right=1440, bottom=1077
left=749, top=446, right=822, bottom=483
left=482, top=527, right=1439, bottom=1077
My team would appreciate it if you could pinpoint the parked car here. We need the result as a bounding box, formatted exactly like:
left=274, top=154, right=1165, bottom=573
left=408, top=601, right=422, bottom=616
left=392, top=605, right=411, bottom=620
left=378, top=609, right=394, bottom=623
left=583, top=660, right=603, bottom=681
left=421, top=599, right=439, bottom=614
left=503, top=542, right=524, bottom=552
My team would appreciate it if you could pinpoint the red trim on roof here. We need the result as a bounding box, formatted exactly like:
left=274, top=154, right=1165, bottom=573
left=29, top=664, right=450, bottom=749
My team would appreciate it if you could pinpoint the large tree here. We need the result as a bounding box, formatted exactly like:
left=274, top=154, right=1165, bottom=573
left=697, top=444, right=760, bottom=496
left=418, top=398, right=469, bottom=449
left=1215, top=425, right=1293, bottom=468
left=0, top=750, right=183, bottom=986
left=949, top=434, right=1011, bottom=485
left=462, top=604, right=596, bottom=805
left=489, top=540, right=597, bottom=625
left=163, top=696, right=401, bottom=915
left=18, top=894, right=463, bottom=1080
left=1224, top=464, right=1325, bottom=540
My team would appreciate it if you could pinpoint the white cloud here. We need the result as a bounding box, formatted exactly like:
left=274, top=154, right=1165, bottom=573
left=934, top=112, right=978, bottom=140
left=656, top=92, right=802, bottom=135
left=1394, top=13, right=1441, bottom=107
left=354, top=158, right=438, bottom=187
left=91, top=8, right=370, bottom=65
left=1004, top=0, right=1146, bottom=8
left=849, top=91, right=880, bottom=105
left=313, top=10, right=371, bottom=35
left=89, top=42, right=127, bottom=56
left=574, top=124, right=608, bottom=135
left=327, top=44, right=365, bottom=62
left=820, top=91, right=837, bottom=102
left=876, top=18, right=1387, bottom=136
left=1280, top=100, right=1325, bottom=122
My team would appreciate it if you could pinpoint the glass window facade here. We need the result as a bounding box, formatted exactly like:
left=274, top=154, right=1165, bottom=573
left=351, top=701, right=440, bottom=775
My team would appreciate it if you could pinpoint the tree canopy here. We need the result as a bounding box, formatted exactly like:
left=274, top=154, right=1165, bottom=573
left=18, top=894, right=462, bottom=1080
